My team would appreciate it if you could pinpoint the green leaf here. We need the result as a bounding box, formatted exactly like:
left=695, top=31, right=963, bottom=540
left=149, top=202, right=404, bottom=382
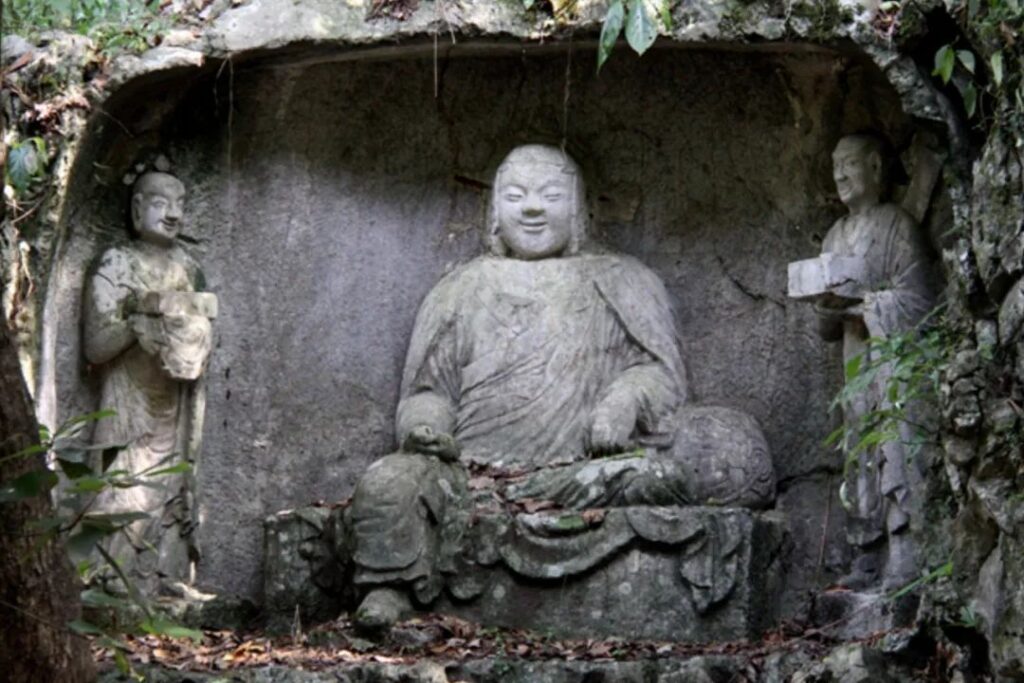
left=0, top=442, right=47, bottom=467
left=66, top=476, right=108, bottom=494
left=28, top=515, right=65, bottom=535
left=81, top=588, right=131, bottom=609
left=66, top=524, right=113, bottom=556
left=5, top=138, right=45, bottom=193
left=956, top=49, right=975, bottom=74
left=0, top=469, right=59, bottom=502
left=58, top=458, right=94, bottom=479
left=113, top=648, right=131, bottom=676
left=659, top=0, right=672, bottom=29
left=991, top=52, right=1004, bottom=87
left=962, top=81, right=977, bottom=118
left=844, top=354, right=863, bottom=381
left=141, top=616, right=203, bottom=643
left=55, top=409, right=116, bottom=437
left=68, top=619, right=105, bottom=636
left=597, top=0, right=625, bottom=72
left=625, top=0, right=658, bottom=57
left=143, top=461, right=191, bottom=478
left=82, top=511, right=150, bottom=530
left=888, top=560, right=953, bottom=599
left=933, top=44, right=955, bottom=84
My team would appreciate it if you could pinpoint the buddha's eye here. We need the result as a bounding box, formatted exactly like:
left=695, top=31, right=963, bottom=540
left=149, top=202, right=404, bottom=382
left=504, top=193, right=523, bottom=202
left=544, top=193, right=564, bottom=201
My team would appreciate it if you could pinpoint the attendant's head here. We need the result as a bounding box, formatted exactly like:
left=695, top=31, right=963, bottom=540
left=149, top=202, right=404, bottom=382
left=132, top=172, right=186, bottom=246
left=832, top=134, right=887, bottom=215
left=488, top=145, right=587, bottom=259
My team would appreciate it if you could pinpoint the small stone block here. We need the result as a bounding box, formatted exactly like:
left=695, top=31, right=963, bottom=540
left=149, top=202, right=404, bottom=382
left=787, top=254, right=867, bottom=301
left=263, top=507, right=341, bottom=633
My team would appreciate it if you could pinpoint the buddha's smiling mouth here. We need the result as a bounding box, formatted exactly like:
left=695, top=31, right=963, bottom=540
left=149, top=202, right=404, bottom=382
left=519, top=221, right=547, bottom=232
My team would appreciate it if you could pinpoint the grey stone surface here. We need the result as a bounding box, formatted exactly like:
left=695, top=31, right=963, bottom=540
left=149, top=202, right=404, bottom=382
left=49, top=43, right=913, bottom=604
left=438, top=507, right=785, bottom=642
left=971, top=132, right=1024, bottom=297
left=263, top=505, right=784, bottom=641
left=263, top=506, right=346, bottom=633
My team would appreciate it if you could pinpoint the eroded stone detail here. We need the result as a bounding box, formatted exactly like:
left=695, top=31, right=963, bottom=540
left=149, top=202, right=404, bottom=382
left=83, top=171, right=216, bottom=592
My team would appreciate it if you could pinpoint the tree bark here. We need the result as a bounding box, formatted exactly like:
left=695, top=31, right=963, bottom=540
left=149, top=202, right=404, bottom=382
left=0, top=320, right=94, bottom=682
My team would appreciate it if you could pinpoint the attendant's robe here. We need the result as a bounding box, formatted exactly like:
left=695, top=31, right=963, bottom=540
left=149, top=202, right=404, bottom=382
left=83, top=241, right=207, bottom=590
left=819, top=203, right=936, bottom=547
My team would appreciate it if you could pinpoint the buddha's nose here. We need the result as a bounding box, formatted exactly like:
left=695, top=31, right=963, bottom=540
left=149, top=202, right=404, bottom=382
left=523, top=196, right=543, bottom=215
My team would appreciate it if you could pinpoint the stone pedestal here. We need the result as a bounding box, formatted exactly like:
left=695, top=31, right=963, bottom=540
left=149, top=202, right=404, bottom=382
left=439, top=507, right=786, bottom=642
left=262, top=505, right=785, bottom=642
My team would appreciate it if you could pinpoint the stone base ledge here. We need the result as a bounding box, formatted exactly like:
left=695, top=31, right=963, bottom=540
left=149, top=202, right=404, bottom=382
left=439, top=507, right=786, bottom=642
left=263, top=506, right=786, bottom=642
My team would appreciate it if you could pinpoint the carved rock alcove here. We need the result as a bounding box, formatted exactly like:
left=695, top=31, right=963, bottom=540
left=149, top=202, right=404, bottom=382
left=45, top=38, right=938, bottom=638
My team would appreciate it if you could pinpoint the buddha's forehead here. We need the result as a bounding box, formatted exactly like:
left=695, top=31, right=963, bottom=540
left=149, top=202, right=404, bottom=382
left=499, top=160, right=573, bottom=184
left=136, top=173, right=186, bottom=200
left=833, top=138, right=871, bottom=162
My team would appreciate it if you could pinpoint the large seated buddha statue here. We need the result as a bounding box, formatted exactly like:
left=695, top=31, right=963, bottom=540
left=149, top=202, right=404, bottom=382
left=345, top=144, right=778, bottom=636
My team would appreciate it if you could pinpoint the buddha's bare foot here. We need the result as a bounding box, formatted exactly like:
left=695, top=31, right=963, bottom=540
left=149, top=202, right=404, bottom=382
left=354, top=587, right=411, bottom=634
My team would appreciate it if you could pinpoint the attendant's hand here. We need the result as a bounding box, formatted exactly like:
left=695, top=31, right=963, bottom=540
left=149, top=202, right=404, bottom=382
left=402, top=424, right=461, bottom=462
left=130, top=314, right=163, bottom=356
left=587, top=402, right=636, bottom=456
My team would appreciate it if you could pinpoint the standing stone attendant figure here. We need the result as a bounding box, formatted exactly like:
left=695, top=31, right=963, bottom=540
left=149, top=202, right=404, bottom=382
left=83, top=171, right=217, bottom=592
left=790, top=134, right=935, bottom=590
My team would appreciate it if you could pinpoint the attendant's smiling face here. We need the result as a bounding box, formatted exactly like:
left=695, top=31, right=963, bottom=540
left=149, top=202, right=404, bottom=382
left=495, top=152, right=577, bottom=260
left=132, top=172, right=186, bottom=246
left=832, top=137, right=882, bottom=213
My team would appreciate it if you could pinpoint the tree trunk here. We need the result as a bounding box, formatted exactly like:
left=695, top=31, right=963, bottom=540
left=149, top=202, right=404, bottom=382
left=0, top=320, right=94, bottom=682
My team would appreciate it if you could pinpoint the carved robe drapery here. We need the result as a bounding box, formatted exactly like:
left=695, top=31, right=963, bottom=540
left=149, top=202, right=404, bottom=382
left=397, top=253, right=687, bottom=469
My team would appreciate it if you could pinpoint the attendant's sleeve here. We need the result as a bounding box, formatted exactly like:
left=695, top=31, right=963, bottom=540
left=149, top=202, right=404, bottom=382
left=83, top=248, right=137, bottom=365
left=863, top=209, right=935, bottom=339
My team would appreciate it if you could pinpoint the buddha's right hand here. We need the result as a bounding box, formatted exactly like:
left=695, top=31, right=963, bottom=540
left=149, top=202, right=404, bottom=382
left=402, top=424, right=461, bottom=462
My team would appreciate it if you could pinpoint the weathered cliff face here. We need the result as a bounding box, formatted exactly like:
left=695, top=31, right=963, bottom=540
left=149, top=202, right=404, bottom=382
left=936, top=127, right=1024, bottom=679
left=3, top=0, right=1022, bottom=678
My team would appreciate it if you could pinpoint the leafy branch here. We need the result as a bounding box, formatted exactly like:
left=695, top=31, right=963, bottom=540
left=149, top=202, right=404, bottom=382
left=0, top=409, right=202, bottom=677
left=824, top=309, right=951, bottom=502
